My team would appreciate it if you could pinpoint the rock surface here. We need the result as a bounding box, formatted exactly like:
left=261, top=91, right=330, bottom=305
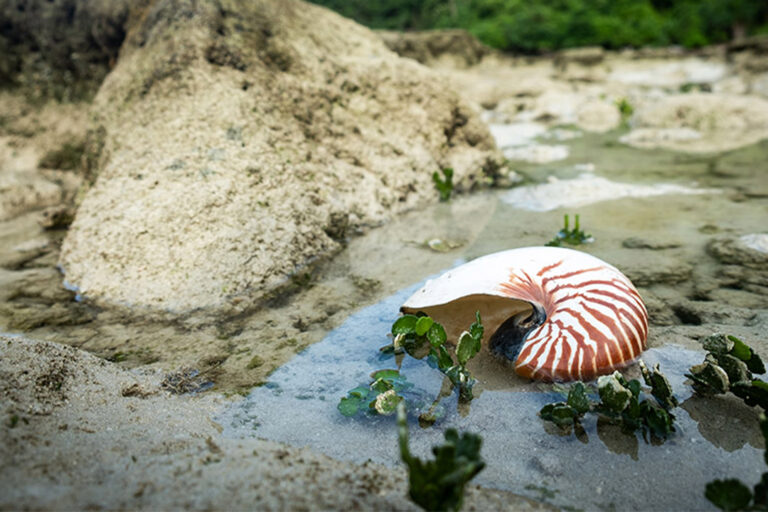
left=623, top=93, right=768, bottom=152
left=0, top=0, right=134, bottom=101
left=0, top=335, right=548, bottom=511
left=378, top=29, right=492, bottom=68
left=59, top=0, right=501, bottom=312
left=0, top=93, right=86, bottom=221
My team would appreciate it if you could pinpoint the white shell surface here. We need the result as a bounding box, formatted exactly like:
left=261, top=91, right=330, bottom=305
left=403, top=247, right=617, bottom=309
left=401, top=246, right=648, bottom=381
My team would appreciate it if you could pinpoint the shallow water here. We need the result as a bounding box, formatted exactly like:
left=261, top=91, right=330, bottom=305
left=2, top=114, right=768, bottom=510
left=219, top=282, right=763, bottom=511
left=217, top=129, right=768, bottom=511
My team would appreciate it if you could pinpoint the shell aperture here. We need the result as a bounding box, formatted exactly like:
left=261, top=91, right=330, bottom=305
left=400, top=247, right=648, bottom=382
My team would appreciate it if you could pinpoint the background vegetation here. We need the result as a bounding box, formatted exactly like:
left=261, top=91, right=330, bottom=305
left=309, top=0, right=768, bottom=52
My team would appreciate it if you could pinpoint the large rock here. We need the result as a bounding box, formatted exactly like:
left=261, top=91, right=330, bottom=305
left=59, top=0, right=501, bottom=312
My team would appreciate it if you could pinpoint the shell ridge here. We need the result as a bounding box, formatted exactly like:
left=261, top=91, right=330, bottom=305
left=539, top=266, right=606, bottom=287
left=605, top=277, right=648, bottom=316
left=582, top=287, right=646, bottom=326
left=546, top=278, right=633, bottom=296
left=499, top=269, right=555, bottom=317
left=608, top=280, right=648, bottom=318
left=547, top=334, right=565, bottom=375
left=516, top=323, right=555, bottom=371
left=576, top=349, right=584, bottom=380
left=561, top=326, right=579, bottom=377
left=608, top=306, right=643, bottom=359
left=567, top=304, right=615, bottom=372
left=612, top=305, right=645, bottom=356
left=578, top=295, right=638, bottom=359
left=519, top=320, right=581, bottom=378
left=579, top=301, right=628, bottom=365
left=554, top=305, right=601, bottom=353
left=554, top=293, right=579, bottom=306
left=554, top=320, right=597, bottom=379
left=547, top=280, right=648, bottom=357
left=536, top=259, right=566, bottom=277
left=540, top=320, right=590, bottom=380
left=516, top=333, right=547, bottom=369
left=554, top=311, right=597, bottom=353
left=533, top=342, right=556, bottom=377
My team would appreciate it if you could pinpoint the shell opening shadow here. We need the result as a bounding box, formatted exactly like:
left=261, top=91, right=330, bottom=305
left=489, top=304, right=547, bottom=363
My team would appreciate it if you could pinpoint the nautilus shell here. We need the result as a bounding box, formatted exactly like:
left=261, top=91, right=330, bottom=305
left=401, top=247, right=648, bottom=382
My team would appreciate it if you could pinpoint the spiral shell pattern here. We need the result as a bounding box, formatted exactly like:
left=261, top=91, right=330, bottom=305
left=401, top=247, right=648, bottom=382
left=499, top=258, right=647, bottom=381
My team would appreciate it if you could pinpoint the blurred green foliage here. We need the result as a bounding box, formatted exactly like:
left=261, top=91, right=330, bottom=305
left=310, top=0, right=768, bottom=52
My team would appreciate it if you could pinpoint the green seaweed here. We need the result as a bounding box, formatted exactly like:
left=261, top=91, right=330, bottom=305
left=398, top=402, right=485, bottom=512
left=616, top=97, right=634, bottom=123
left=687, top=334, right=768, bottom=409
left=546, top=214, right=593, bottom=247
left=393, top=311, right=482, bottom=401
left=540, top=365, right=677, bottom=440
left=430, top=311, right=483, bottom=402
left=337, top=369, right=413, bottom=417
left=432, top=168, right=454, bottom=202
left=339, top=312, right=484, bottom=420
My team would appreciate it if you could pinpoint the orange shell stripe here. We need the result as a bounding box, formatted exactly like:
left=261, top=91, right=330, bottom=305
left=497, top=259, right=648, bottom=382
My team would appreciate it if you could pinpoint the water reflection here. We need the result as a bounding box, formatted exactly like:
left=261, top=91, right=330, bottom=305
left=597, top=417, right=639, bottom=460
left=682, top=394, right=763, bottom=452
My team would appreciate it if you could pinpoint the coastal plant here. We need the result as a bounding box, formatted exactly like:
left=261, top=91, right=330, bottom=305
left=546, top=214, right=593, bottom=247
left=686, top=334, right=768, bottom=409
left=540, top=362, right=677, bottom=440
left=432, top=168, right=454, bottom=202
left=397, top=402, right=485, bottom=512
left=392, top=311, right=483, bottom=401
left=338, top=369, right=414, bottom=417
left=616, top=97, right=634, bottom=123
left=338, top=312, right=484, bottom=419
left=429, top=312, right=483, bottom=402
left=705, top=414, right=768, bottom=511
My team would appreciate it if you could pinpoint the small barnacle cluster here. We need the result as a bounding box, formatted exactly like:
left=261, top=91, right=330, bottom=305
left=688, top=334, right=768, bottom=510
left=686, top=333, right=767, bottom=409
left=540, top=361, right=678, bottom=440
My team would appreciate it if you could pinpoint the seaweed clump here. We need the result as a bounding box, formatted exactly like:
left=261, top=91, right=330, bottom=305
left=540, top=361, right=677, bottom=441
left=687, top=334, right=767, bottom=409
left=397, top=402, right=485, bottom=512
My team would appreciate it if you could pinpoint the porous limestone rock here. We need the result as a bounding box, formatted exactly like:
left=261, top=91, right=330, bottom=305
left=622, top=93, right=768, bottom=152
left=59, top=0, right=501, bottom=312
